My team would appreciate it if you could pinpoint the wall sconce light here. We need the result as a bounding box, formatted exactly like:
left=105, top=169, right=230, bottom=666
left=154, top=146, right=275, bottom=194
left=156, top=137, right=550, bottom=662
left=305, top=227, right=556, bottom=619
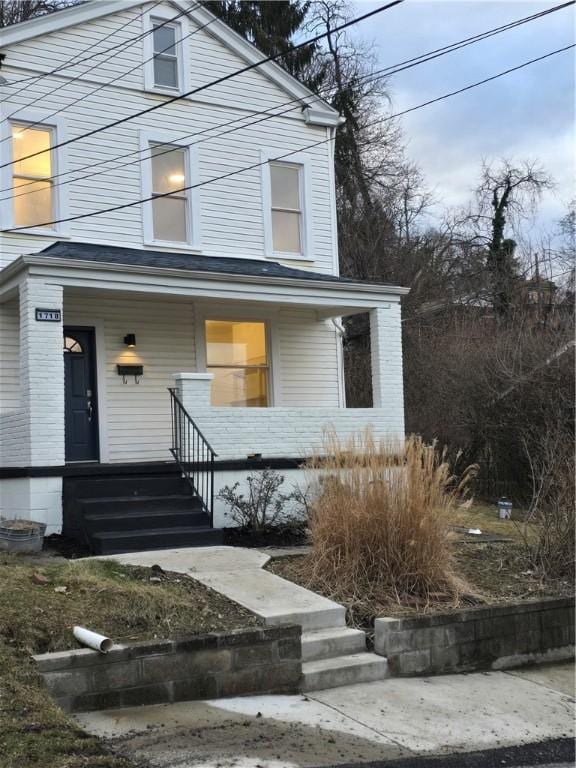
left=123, top=333, right=136, bottom=348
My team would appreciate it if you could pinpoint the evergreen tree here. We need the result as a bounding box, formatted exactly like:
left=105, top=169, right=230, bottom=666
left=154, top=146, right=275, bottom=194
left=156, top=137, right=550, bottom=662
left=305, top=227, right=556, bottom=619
left=206, top=1, right=320, bottom=86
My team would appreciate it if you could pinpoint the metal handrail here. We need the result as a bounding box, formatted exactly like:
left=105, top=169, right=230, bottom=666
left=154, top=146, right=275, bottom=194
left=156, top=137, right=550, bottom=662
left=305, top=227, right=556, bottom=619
left=168, top=388, right=217, bottom=526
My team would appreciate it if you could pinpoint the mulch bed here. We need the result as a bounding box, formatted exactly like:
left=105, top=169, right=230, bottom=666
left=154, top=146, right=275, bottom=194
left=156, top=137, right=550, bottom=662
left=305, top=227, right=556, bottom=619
left=223, top=522, right=308, bottom=549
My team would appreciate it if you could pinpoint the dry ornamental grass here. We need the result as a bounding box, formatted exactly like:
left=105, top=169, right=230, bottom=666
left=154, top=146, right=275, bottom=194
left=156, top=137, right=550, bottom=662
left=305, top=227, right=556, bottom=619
left=302, top=431, right=477, bottom=614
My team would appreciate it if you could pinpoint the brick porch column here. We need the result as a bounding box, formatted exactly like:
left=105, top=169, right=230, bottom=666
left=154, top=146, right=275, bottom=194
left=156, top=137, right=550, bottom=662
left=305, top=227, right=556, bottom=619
left=19, top=277, right=65, bottom=466
left=369, top=303, right=405, bottom=433
left=173, top=372, right=214, bottom=412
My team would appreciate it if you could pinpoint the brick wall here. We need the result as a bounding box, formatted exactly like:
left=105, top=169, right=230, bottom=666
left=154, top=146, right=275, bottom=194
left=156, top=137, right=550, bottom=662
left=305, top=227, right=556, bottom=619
left=182, top=405, right=404, bottom=460
left=375, top=597, right=575, bottom=676
left=35, top=625, right=301, bottom=713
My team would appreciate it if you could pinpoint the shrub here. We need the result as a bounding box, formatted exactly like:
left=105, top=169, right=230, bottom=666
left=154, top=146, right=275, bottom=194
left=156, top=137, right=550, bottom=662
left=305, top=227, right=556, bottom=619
left=521, top=423, right=575, bottom=581
left=217, top=469, right=299, bottom=532
left=303, top=431, right=475, bottom=610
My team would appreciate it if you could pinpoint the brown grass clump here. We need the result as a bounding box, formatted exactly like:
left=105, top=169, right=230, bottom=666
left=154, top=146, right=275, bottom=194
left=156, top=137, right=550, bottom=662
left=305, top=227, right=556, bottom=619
left=303, top=431, right=476, bottom=613
left=0, top=557, right=260, bottom=654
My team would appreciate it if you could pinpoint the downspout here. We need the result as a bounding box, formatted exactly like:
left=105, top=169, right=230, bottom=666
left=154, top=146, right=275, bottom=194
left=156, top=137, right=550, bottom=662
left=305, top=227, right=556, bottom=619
left=331, top=318, right=347, bottom=407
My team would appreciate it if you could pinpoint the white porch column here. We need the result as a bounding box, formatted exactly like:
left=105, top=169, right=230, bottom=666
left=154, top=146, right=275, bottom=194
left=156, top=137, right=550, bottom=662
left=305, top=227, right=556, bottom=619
left=19, top=277, right=65, bottom=466
left=173, top=372, right=214, bottom=412
left=369, top=303, right=405, bottom=432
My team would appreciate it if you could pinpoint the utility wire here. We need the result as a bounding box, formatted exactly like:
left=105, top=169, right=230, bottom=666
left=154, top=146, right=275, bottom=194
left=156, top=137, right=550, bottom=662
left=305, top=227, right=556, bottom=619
left=0, top=0, right=174, bottom=89
left=1, top=3, right=214, bottom=144
left=0, top=0, right=406, bottom=171
left=0, top=2, right=197, bottom=131
left=5, top=43, right=572, bottom=233
left=5, top=1, right=570, bottom=201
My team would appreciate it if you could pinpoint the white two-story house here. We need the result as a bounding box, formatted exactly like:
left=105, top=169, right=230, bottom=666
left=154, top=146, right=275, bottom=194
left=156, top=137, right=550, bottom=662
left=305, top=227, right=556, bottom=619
left=0, top=0, right=407, bottom=553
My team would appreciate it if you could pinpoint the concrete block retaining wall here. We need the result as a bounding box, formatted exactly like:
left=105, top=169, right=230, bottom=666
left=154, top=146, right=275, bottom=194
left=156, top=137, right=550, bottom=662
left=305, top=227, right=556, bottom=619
left=375, top=597, right=575, bottom=676
left=34, top=625, right=301, bottom=713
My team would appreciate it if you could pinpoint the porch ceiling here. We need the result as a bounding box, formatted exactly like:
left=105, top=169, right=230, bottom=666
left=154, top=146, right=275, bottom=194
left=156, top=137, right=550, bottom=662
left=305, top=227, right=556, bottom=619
left=0, top=242, right=409, bottom=317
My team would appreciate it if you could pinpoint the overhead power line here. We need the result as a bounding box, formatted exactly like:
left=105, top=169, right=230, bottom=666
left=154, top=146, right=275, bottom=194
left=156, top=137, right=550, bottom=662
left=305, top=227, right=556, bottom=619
left=0, top=0, right=406, bottom=171
left=1, top=3, right=214, bottom=144
left=5, top=43, right=573, bottom=233
left=0, top=0, right=200, bottom=130
left=0, top=0, right=178, bottom=89
left=4, top=0, right=571, bottom=201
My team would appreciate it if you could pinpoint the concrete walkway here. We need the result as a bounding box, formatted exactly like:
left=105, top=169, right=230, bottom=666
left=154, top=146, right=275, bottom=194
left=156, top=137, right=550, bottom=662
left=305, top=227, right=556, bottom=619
left=76, top=662, right=575, bottom=768
left=93, top=546, right=387, bottom=690
left=92, top=546, right=344, bottom=629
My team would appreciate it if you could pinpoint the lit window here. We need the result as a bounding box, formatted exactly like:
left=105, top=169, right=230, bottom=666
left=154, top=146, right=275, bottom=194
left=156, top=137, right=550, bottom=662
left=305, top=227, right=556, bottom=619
left=12, top=124, right=54, bottom=229
left=152, top=21, right=179, bottom=89
left=151, top=143, right=187, bottom=242
left=205, top=320, right=269, bottom=407
left=270, top=162, right=302, bottom=254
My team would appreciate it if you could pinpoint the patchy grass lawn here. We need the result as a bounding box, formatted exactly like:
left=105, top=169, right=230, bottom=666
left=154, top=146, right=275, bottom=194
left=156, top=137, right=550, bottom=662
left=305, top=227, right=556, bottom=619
left=0, top=554, right=260, bottom=768
left=267, top=504, right=573, bottom=631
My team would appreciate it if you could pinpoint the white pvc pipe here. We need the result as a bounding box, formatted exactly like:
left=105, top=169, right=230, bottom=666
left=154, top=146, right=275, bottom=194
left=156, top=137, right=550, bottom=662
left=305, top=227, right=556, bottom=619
left=73, top=625, right=113, bottom=653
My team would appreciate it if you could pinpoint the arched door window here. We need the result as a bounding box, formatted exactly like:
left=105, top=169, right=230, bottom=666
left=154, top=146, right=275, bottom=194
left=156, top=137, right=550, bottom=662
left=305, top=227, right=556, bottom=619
left=63, top=335, right=83, bottom=353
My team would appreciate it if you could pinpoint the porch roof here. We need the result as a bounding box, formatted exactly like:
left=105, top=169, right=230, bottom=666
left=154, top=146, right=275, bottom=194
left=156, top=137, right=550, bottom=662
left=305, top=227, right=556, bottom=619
left=37, top=241, right=406, bottom=290
left=1, top=241, right=409, bottom=316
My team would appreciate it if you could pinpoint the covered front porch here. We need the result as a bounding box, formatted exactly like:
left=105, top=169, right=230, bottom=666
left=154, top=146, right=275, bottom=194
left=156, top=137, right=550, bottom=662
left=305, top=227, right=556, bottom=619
left=0, top=243, right=407, bottom=536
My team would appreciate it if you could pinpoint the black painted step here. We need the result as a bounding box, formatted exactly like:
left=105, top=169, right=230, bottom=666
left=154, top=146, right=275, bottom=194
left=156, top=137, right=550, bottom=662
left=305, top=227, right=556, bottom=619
left=83, top=507, right=210, bottom=534
left=79, top=494, right=203, bottom=516
left=91, top=526, right=224, bottom=555
left=73, top=475, right=191, bottom=499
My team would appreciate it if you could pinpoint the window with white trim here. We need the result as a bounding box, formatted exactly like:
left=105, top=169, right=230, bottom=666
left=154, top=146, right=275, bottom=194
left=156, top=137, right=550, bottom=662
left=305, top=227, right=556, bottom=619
left=11, top=123, right=54, bottom=229
left=205, top=320, right=270, bottom=407
left=270, top=161, right=302, bottom=254
left=152, top=19, right=180, bottom=90
left=150, top=142, right=188, bottom=242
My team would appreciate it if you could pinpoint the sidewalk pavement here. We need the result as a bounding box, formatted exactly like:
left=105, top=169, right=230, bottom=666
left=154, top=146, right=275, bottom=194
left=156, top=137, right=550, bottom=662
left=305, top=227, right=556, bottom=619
left=76, top=662, right=575, bottom=768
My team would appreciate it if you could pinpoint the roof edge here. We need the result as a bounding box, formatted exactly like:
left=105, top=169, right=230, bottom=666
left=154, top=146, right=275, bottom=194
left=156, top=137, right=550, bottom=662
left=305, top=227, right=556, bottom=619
left=8, top=252, right=410, bottom=296
left=0, top=0, right=340, bottom=122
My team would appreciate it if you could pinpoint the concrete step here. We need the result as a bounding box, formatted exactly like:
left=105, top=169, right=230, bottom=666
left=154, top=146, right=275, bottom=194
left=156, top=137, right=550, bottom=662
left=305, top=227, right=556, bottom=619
left=302, top=627, right=367, bottom=662
left=301, top=653, right=388, bottom=692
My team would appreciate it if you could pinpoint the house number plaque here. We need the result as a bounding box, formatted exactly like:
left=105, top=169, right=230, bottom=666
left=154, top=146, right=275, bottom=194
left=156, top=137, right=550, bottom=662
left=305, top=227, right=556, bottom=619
left=35, top=308, right=61, bottom=322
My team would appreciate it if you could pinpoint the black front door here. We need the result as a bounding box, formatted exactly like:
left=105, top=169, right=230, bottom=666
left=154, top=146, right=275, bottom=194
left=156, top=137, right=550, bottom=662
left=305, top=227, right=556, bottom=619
left=64, top=328, right=99, bottom=462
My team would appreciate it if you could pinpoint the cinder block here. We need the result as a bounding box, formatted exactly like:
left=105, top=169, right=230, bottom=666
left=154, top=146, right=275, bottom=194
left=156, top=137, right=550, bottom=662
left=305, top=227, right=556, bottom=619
left=172, top=676, right=218, bottom=702
left=90, top=660, right=141, bottom=692
left=397, top=649, right=431, bottom=676
left=430, top=645, right=460, bottom=672
left=141, top=649, right=231, bottom=685
left=233, top=644, right=275, bottom=669
left=43, top=669, right=92, bottom=698
left=277, top=637, right=301, bottom=660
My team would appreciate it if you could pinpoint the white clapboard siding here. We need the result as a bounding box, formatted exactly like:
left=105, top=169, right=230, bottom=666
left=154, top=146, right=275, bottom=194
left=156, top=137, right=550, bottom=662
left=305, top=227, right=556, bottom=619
left=63, top=290, right=342, bottom=462
left=277, top=308, right=340, bottom=407
left=0, top=1, right=337, bottom=274
left=0, top=298, right=20, bottom=410
left=64, top=290, right=197, bottom=463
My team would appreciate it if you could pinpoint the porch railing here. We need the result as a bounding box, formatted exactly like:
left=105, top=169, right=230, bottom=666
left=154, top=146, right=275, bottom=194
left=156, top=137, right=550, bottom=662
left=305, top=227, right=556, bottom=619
left=168, top=388, right=217, bottom=525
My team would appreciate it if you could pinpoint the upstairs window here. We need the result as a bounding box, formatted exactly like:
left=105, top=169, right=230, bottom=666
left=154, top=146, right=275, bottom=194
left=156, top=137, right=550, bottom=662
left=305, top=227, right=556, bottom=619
left=152, top=20, right=179, bottom=90
left=12, top=124, right=54, bottom=229
left=150, top=143, right=188, bottom=243
left=270, top=161, right=303, bottom=255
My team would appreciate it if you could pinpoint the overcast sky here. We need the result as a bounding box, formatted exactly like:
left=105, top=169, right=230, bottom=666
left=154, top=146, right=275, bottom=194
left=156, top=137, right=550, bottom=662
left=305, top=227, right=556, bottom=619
left=349, top=0, right=575, bottom=238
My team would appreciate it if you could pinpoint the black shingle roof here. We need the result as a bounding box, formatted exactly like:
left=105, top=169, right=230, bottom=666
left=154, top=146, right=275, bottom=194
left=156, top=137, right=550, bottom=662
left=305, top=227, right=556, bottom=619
left=36, top=242, right=403, bottom=290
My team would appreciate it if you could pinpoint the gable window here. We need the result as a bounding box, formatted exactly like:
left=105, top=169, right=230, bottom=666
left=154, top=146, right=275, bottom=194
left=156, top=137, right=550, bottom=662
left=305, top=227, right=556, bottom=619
left=12, top=124, right=54, bottom=229
left=151, top=143, right=188, bottom=242
left=205, top=320, right=269, bottom=407
left=270, top=162, right=302, bottom=254
left=143, top=11, right=188, bottom=95
left=152, top=20, right=179, bottom=89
